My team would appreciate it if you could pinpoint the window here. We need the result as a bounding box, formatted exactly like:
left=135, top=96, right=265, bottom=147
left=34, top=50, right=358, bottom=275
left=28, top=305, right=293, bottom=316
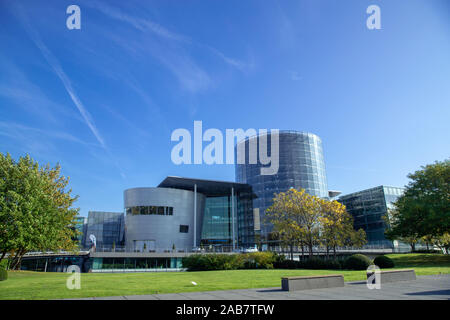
left=126, top=206, right=174, bottom=216
left=179, top=225, right=189, bottom=233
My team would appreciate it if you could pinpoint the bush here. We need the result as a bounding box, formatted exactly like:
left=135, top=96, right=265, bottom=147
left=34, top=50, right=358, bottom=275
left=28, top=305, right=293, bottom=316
left=0, top=260, right=7, bottom=281
left=274, top=255, right=300, bottom=269
left=344, top=254, right=372, bottom=270
left=182, top=252, right=277, bottom=271
left=373, top=255, right=395, bottom=268
left=273, top=255, right=342, bottom=270
left=413, top=249, right=441, bottom=254
left=244, top=252, right=276, bottom=269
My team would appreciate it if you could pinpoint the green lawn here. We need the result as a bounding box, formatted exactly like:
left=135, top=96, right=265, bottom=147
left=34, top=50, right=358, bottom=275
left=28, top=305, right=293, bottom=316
left=0, top=253, right=448, bottom=300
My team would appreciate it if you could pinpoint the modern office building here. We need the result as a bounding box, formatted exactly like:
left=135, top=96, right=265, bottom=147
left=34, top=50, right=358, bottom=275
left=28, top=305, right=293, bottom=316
left=156, top=176, right=256, bottom=249
left=235, top=131, right=329, bottom=240
left=338, top=186, right=405, bottom=247
left=80, top=177, right=256, bottom=253
left=124, top=186, right=204, bottom=252
left=84, top=211, right=125, bottom=250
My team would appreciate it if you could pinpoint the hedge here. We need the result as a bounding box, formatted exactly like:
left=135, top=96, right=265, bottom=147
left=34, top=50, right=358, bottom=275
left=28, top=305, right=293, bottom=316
left=182, top=252, right=276, bottom=271
left=0, top=260, right=7, bottom=281
left=273, top=255, right=343, bottom=270
left=183, top=253, right=377, bottom=271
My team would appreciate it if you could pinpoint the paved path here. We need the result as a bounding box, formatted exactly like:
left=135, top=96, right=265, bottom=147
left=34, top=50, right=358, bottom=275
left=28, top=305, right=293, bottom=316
left=75, top=274, right=450, bottom=300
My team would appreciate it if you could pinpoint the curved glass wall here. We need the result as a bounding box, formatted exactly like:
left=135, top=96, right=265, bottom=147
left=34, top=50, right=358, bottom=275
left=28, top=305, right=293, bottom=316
left=125, top=206, right=173, bottom=216
left=235, top=131, right=328, bottom=238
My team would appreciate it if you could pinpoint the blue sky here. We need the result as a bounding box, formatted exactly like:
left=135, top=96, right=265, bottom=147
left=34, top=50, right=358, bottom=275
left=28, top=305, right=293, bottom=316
left=1, top=0, right=449, bottom=217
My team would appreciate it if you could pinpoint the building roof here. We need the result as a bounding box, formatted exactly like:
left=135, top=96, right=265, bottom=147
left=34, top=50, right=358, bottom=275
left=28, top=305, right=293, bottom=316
left=339, top=185, right=405, bottom=199
left=158, top=176, right=256, bottom=197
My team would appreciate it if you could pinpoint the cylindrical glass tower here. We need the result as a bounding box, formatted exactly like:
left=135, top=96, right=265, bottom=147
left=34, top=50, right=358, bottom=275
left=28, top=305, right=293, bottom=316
left=235, top=131, right=328, bottom=239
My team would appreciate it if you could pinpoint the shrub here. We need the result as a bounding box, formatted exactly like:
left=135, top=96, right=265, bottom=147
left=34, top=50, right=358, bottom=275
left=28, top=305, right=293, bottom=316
left=182, top=252, right=277, bottom=271
left=344, top=254, right=372, bottom=270
left=244, top=252, right=276, bottom=269
left=274, top=259, right=301, bottom=269
left=413, top=249, right=441, bottom=254
left=300, top=257, right=343, bottom=270
left=0, top=260, right=7, bottom=281
left=0, top=268, right=6, bottom=281
left=273, top=256, right=342, bottom=270
left=373, top=255, right=395, bottom=268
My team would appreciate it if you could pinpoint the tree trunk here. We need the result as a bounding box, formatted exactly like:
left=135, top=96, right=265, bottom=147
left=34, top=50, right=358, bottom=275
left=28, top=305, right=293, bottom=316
left=333, top=245, right=337, bottom=259
left=8, top=251, right=20, bottom=270
left=410, top=243, right=416, bottom=252
left=290, top=243, right=294, bottom=261
left=10, top=248, right=26, bottom=270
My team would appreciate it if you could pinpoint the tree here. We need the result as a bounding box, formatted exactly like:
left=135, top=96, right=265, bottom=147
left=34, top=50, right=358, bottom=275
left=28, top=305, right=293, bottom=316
left=319, top=200, right=367, bottom=258
left=433, top=233, right=450, bottom=254
left=351, top=228, right=368, bottom=248
left=265, top=188, right=322, bottom=258
left=0, top=153, right=79, bottom=268
left=386, top=159, right=450, bottom=246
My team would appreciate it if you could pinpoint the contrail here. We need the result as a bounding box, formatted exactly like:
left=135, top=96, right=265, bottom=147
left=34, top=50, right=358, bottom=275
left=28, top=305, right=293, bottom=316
left=14, top=4, right=126, bottom=178
left=20, top=19, right=106, bottom=149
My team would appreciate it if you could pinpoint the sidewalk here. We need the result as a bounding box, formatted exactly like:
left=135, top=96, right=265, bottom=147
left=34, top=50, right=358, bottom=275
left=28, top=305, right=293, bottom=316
left=72, top=274, right=450, bottom=300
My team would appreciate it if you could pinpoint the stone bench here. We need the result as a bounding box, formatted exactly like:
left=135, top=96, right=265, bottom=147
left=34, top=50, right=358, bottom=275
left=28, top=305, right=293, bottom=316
left=367, top=269, right=416, bottom=284
left=281, top=274, right=344, bottom=291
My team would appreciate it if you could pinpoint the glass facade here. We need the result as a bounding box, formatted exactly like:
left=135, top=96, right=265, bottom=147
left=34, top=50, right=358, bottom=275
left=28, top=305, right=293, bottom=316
left=235, top=131, right=328, bottom=239
left=21, top=256, right=87, bottom=272
left=201, top=196, right=232, bottom=245
left=20, top=256, right=183, bottom=272
left=91, top=257, right=183, bottom=270
left=126, top=206, right=174, bottom=216
left=339, top=186, right=405, bottom=246
left=73, top=216, right=86, bottom=247
left=201, top=190, right=255, bottom=248
left=84, top=211, right=125, bottom=250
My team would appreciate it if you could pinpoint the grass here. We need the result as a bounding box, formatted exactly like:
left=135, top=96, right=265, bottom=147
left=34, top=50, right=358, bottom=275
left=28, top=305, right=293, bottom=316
left=0, top=253, right=448, bottom=300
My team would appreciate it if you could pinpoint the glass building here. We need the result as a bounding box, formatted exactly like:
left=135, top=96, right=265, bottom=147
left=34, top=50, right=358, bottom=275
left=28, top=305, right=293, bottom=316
left=338, top=186, right=405, bottom=247
left=158, top=177, right=256, bottom=249
left=84, top=211, right=125, bottom=250
left=235, top=131, right=328, bottom=240
left=73, top=216, right=87, bottom=247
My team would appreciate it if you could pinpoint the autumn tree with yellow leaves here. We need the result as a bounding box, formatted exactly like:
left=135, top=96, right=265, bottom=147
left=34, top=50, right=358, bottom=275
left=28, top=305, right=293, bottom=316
left=265, top=189, right=322, bottom=258
left=320, top=200, right=366, bottom=258
left=265, top=188, right=367, bottom=260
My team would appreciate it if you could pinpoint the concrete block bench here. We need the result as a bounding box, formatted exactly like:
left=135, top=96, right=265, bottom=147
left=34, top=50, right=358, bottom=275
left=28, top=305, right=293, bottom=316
left=281, top=274, right=344, bottom=291
left=367, top=269, right=416, bottom=284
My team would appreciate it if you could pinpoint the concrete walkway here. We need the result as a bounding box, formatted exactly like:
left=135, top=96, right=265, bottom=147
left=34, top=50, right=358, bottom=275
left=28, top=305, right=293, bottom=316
left=75, top=274, right=450, bottom=300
